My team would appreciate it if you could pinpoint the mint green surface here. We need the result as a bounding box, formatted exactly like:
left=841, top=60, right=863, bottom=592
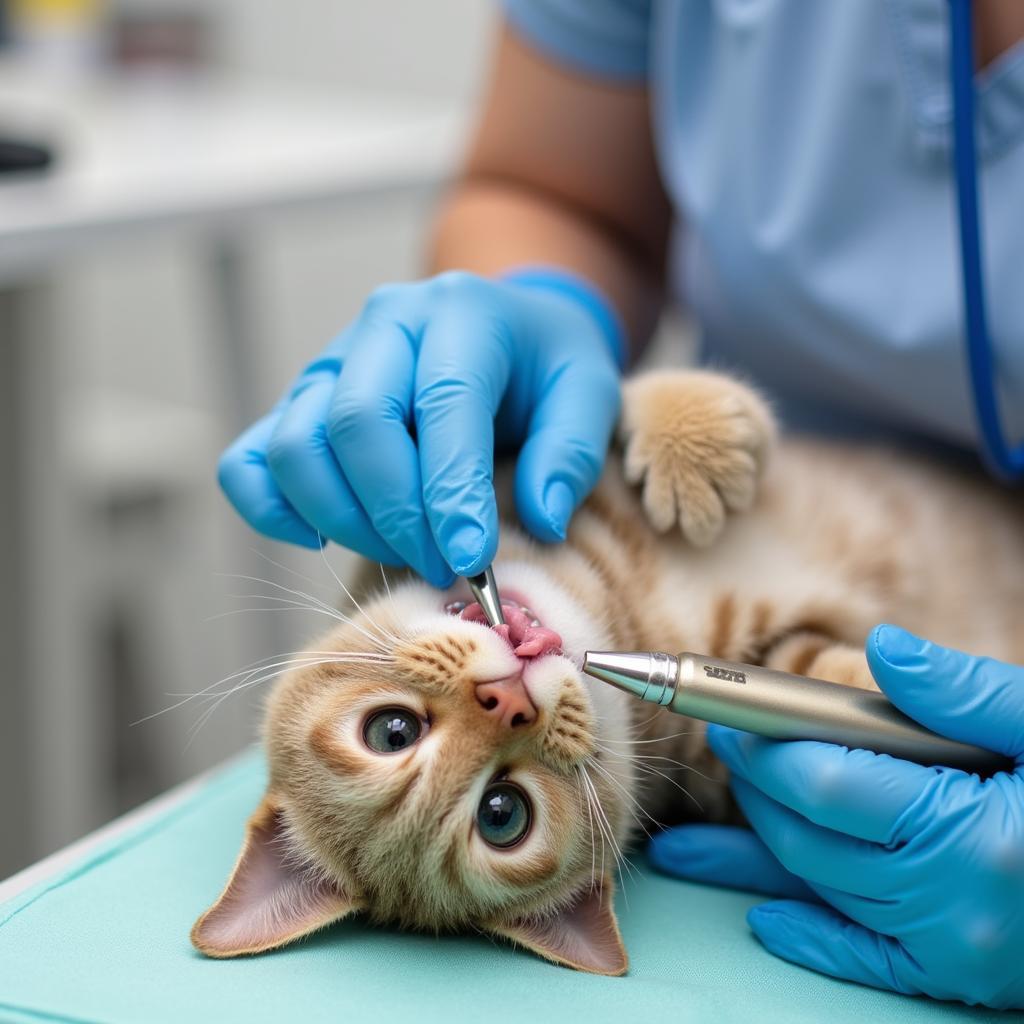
left=0, top=751, right=1009, bottom=1024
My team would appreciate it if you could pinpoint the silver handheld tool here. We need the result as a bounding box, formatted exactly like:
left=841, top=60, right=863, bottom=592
left=466, top=566, right=505, bottom=627
left=582, top=649, right=1011, bottom=774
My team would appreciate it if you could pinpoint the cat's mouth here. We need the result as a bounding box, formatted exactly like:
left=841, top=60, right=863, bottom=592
left=445, top=595, right=563, bottom=659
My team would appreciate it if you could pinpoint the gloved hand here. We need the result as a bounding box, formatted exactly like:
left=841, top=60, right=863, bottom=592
left=649, top=625, right=1024, bottom=1010
left=217, top=269, right=623, bottom=587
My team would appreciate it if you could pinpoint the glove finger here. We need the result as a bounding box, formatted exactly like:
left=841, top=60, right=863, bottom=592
left=514, top=359, right=621, bottom=542
left=266, top=372, right=405, bottom=567
left=218, top=408, right=322, bottom=549
left=648, top=824, right=818, bottom=901
left=747, top=900, right=927, bottom=998
left=414, top=302, right=513, bottom=576
left=867, top=625, right=1024, bottom=761
left=327, top=316, right=454, bottom=589
left=706, top=724, right=939, bottom=845
left=731, top=778, right=901, bottom=900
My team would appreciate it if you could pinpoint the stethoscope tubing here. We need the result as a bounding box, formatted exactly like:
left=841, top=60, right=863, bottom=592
left=948, top=0, right=1024, bottom=480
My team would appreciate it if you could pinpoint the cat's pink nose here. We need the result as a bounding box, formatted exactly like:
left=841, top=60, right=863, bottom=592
left=474, top=677, right=537, bottom=728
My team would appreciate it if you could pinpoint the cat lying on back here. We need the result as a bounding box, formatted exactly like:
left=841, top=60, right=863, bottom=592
left=191, top=369, right=1024, bottom=975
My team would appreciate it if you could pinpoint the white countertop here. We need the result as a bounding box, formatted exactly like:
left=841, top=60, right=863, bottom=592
left=0, top=63, right=466, bottom=274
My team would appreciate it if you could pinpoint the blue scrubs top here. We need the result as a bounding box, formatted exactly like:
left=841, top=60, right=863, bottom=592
left=503, top=0, right=1024, bottom=453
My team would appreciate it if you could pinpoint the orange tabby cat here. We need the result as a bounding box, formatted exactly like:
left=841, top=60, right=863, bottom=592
left=191, top=369, right=1024, bottom=975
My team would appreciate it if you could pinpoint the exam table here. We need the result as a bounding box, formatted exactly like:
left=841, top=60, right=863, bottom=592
left=0, top=750, right=1008, bottom=1023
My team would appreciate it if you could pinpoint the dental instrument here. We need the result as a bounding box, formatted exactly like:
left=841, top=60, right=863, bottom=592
left=466, top=566, right=506, bottom=627
left=582, top=648, right=1011, bottom=774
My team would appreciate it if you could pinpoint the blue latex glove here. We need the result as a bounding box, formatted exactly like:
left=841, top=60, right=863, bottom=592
left=217, top=269, right=623, bottom=587
left=649, top=625, right=1024, bottom=1010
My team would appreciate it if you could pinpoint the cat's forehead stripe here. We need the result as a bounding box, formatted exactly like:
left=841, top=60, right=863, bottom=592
left=309, top=719, right=366, bottom=777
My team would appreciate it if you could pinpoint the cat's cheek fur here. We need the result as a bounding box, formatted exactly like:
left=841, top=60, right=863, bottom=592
left=488, top=877, right=628, bottom=976
left=191, top=796, right=360, bottom=958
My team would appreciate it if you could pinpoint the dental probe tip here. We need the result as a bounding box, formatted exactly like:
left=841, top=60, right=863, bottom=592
left=582, top=650, right=677, bottom=706
left=466, top=566, right=506, bottom=627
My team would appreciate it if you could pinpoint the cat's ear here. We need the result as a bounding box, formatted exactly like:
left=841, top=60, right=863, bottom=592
left=191, top=795, right=360, bottom=957
left=491, top=877, right=628, bottom=975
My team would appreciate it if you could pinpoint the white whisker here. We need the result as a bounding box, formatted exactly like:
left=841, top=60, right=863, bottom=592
left=205, top=605, right=346, bottom=625
left=582, top=764, right=635, bottom=887
left=316, top=539, right=404, bottom=647
left=186, top=654, right=394, bottom=706
left=581, top=769, right=608, bottom=890
left=595, top=744, right=716, bottom=783
left=221, top=576, right=374, bottom=642
left=583, top=763, right=639, bottom=899
left=216, top=572, right=342, bottom=618
left=588, top=764, right=637, bottom=878
left=223, top=592, right=344, bottom=610
left=599, top=730, right=704, bottom=745
left=181, top=651, right=390, bottom=747
left=623, top=760, right=705, bottom=814
left=379, top=563, right=394, bottom=603
left=133, top=651, right=393, bottom=725
left=217, top=570, right=392, bottom=652
left=250, top=547, right=341, bottom=596
left=574, top=767, right=597, bottom=891
left=585, top=756, right=660, bottom=839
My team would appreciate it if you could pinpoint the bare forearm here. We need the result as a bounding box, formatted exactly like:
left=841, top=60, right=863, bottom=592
left=425, top=26, right=670, bottom=357
left=429, top=179, right=664, bottom=353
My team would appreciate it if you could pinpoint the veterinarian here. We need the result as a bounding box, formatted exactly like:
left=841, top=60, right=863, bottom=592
left=217, top=2, right=1024, bottom=1009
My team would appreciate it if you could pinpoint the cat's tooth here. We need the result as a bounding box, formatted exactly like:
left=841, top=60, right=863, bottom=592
left=514, top=603, right=541, bottom=626
left=444, top=600, right=467, bottom=615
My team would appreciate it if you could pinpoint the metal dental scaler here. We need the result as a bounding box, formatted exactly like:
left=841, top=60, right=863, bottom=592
left=466, top=566, right=506, bottom=627
left=582, top=649, right=1010, bottom=775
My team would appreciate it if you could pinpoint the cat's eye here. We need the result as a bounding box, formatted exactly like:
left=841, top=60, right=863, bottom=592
left=363, top=708, right=422, bottom=753
left=477, top=783, right=531, bottom=848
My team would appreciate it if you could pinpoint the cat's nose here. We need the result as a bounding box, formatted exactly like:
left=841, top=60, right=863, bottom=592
left=474, top=677, right=537, bottom=728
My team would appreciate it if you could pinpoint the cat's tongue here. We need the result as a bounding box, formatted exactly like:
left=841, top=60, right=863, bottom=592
left=461, top=601, right=562, bottom=658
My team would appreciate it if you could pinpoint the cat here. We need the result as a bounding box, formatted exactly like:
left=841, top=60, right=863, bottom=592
left=191, top=368, right=1024, bottom=975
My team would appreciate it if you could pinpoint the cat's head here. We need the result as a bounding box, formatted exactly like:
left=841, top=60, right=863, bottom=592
left=191, top=558, right=634, bottom=975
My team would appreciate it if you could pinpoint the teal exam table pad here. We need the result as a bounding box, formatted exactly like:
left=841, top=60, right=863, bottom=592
left=0, top=750, right=1012, bottom=1024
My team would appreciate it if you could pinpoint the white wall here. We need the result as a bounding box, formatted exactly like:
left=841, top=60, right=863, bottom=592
left=216, top=0, right=496, bottom=103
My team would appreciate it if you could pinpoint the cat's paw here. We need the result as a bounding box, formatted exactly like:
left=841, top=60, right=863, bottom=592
left=619, top=370, right=776, bottom=546
left=767, top=633, right=879, bottom=692
left=804, top=645, right=879, bottom=692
